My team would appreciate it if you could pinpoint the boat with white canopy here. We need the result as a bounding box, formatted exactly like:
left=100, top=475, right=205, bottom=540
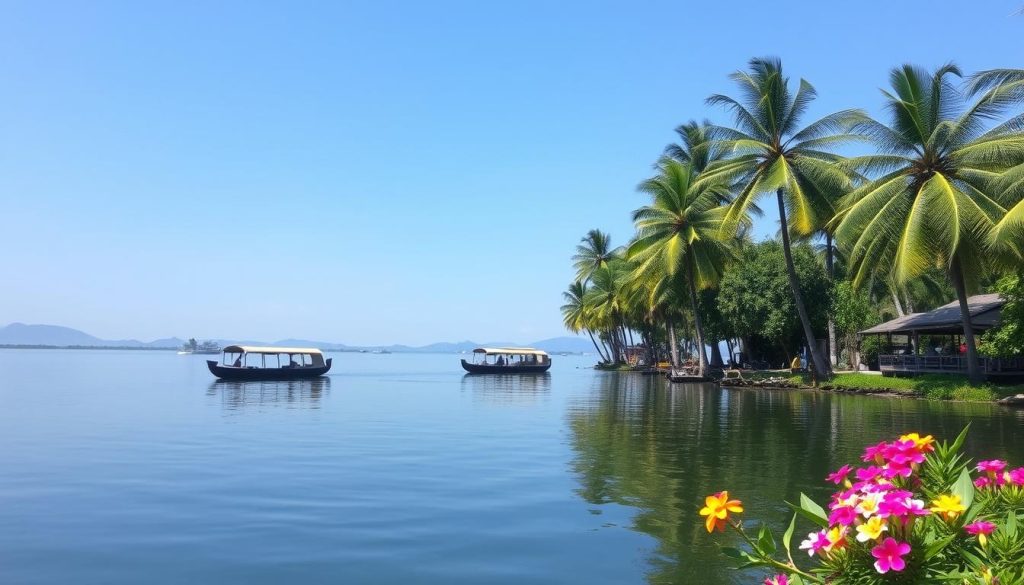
left=461, top=347, right=551, bottom=374
left=207, top=345, right=332, bottom=380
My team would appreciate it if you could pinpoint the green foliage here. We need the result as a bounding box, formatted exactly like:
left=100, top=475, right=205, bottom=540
left=835, top=64, right=1024, bottom=289
left=706, top=428, right=1024, bottom=584
left=980, top=273, right=1024, bottom=358
left=719, top=240, right=830, bottom=355
left=832, top=282, right=878, bottom=336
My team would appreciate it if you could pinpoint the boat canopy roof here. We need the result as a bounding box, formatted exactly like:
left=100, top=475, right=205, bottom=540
left=223, top=345, right=324, bottom=355
left=473, top=347, right=548, bottom=357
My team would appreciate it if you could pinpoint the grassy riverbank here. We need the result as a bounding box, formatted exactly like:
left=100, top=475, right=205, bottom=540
left=741, top=372, right=1024, bottom=402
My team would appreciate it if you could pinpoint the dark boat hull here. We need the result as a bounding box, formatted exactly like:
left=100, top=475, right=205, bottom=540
left=460, top=359, right=551, bottom=374
left=207, top=359, right=332, bottom=380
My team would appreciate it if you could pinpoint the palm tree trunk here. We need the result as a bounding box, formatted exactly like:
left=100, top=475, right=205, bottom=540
left=826, top=233, right=838, bottom=368
left=776, top=189, right=831, bottom=380
left=587, top=330, right=609, bottom=363
left=667, top=318, right=680, bottom=368
left=710, top=342, right=724, bottom=368
left=949, top=255, right=983, bottom=385
left=686, top=263, right=708, bottom=377
left=891, top=288, right=905, bottom=317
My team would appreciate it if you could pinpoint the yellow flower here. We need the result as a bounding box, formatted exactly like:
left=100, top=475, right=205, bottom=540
left=899, top=433, right=935, bottom=451
left=824, top=526, right=847, bottom=552
left=930, top=494, right=966, bottom=520
left=855, top=515, right=888, bottom=542
left=699, top=491, right=743, bottom=533
left=855, top=492, right=883, bottom=518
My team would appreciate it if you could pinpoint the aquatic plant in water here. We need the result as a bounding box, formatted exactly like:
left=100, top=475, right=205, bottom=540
left=701, top=427, right=1024, bottom=583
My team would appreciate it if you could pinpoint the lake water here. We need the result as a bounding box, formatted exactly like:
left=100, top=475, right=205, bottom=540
left=2, top=349, right=1023, bottom=584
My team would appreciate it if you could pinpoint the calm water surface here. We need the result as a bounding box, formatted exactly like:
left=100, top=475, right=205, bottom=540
left=2, top=349, right=1022, bottom=584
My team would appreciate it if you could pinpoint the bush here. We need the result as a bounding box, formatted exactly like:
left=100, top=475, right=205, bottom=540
left=703, top=428, right=1024, bottom=584
left=859, top=337, right=882, bottom=371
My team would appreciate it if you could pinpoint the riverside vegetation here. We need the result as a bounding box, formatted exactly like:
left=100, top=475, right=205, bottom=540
left=561, top=59, right=1024, bottom=390
left=702, top=428, right=1024, bottom=584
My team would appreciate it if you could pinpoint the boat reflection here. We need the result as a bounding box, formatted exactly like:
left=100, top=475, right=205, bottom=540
left=207, top=377, right=331, bottom=410
left=460, top=372, right=551, bottom=405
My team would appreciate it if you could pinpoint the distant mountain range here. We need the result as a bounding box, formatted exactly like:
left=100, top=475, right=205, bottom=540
left=0, top=323, right=594, bottom=354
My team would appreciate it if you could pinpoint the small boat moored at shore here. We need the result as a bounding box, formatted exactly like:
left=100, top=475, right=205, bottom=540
left=207, top=345, right=332, bottom=380
left=461, top=347, right=552, bottom=374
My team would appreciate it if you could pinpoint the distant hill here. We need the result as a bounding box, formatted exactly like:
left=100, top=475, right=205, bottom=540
left=0, top=323, right=182, bottom=348
left=0, top=323, right=593, bottom=354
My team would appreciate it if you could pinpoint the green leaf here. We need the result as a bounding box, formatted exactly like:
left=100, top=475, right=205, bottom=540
left=1005, top=510, right=1018, bottom=538
left=924, top=534, right=956, bottom=560
left=800, top=493, right=829, bottom=524
left=951, top=467, right=975, bottom=509
left=782, top=513, right=797, bottom=558
left=758, top=524, right=777, bottom=555
left=786, top=498, right=828, bottom=528
left=949, top=424, right=971, bottom=453
left=720, top=546, right=743, bottom=559
left=789, top=576, right=804, bottom=585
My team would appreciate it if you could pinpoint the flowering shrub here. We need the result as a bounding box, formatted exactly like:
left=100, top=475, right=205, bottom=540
left=701, top=428, right=1024, bottom=583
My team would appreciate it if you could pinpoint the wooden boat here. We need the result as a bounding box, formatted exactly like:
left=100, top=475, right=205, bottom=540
left=207, top=345, right=332, bottom=380
left=461, top=347, right=552, bottom=374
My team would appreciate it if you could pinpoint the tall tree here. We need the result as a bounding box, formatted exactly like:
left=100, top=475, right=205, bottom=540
left=627, top=160, right=733, bottom=376
left=572, top=229, right=617, bottom=283
left=561, top=281, right=611, bottom=362
left=968, top=68, right=1024, bottom=256
left=835, top=64, right=1024, bottom=384
left=701, top=57, right=862, bottom=379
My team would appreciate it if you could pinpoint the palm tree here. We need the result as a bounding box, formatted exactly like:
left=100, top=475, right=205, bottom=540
left=561, top=281, right=611, bottom=362
left=664, top=120, right=725, bottom=173
left=701, top=57, right=862, bottom=379
left=627, top=160, right=733, bottom=376
left=968, top=69, right=1024, bottom=255
left=583, top=259, right=632, bottom=364
left=834, top=64, right=1024, bottom=384
left=572, top=229, right=617, bottom=283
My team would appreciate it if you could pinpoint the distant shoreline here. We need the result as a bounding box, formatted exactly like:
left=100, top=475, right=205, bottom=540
left=0, top=344, right=586, bottom=355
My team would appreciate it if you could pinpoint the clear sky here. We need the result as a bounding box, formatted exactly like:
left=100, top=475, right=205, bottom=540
left=1, top=1, right=1021, bottom=345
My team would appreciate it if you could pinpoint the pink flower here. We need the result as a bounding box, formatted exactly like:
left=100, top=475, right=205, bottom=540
left=871, top=537, right=911, bottom=574
left=829, top=505, right=857, bottom=526
left=799, top=530, right=828, bottom=557
left=975, top=477, right=991, bottom=489
left=1009, top=467, right=1024, bottom=486
left=965, top=521, right=997, bottom=547
left=763, top=575, right=789, bottom=585
left=881, top=462, right=913, bottom=479
left=856, top=466, right=884, bottom=482
left=826, top=464, right=853, bottom=485
left=965, top=521, right=997, bottom=536
left=978, top=460, right=1007, bottom=476
left=862, top=441, right=889, bottom=464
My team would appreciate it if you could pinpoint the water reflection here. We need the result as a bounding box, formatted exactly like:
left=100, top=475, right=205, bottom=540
left=566, top=372, right=1024, bottom=584
left=207, top=377, right=331, bottom=411
left=460, top=373, right=551, bottom=405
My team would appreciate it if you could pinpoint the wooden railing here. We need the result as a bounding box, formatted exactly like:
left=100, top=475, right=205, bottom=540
left=879, top=355, right=1024, bottom=374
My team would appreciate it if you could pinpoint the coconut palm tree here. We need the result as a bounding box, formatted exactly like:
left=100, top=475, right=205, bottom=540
left=664, top=120, right=725, bottom=173
left=627, top=160, right=733, bottom=376
left=583, top=258, right=633, bottom=364
left=561, top=281, right=611, bottom=362
left=834, top=64, right=1024, bottom=384
left=968, top=68, right=1024, bottom=254
left=700, top=57, right=862, bottom=379
left=573, top=229, right=617, bottom=283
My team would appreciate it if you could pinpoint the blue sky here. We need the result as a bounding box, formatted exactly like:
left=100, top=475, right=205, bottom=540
left=1, top=1, right=1021, bottom=345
